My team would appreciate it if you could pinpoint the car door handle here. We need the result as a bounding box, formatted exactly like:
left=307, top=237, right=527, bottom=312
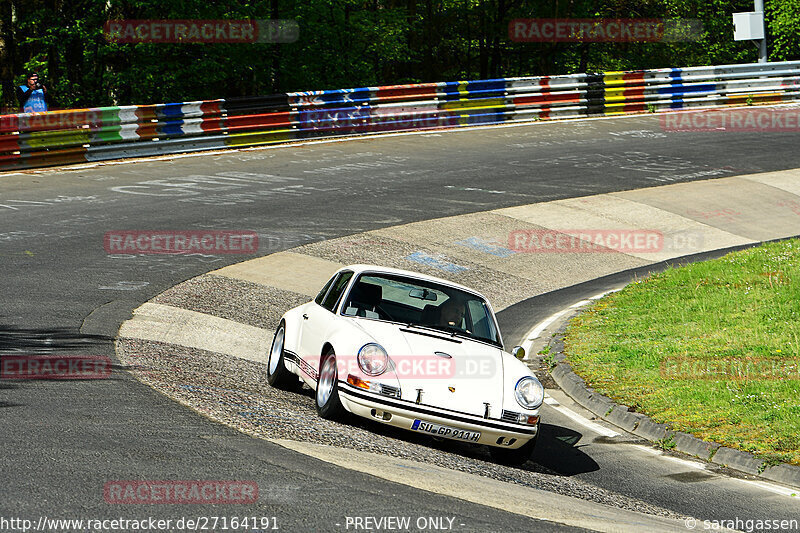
left=302, top=314, right=309, bottom=320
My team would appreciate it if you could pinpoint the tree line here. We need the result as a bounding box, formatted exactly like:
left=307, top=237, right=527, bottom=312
left=1, top=0, right=799, bottom=113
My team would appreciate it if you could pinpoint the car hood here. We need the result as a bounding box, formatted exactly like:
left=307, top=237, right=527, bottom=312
left=346, top=318, right=505, bottom=418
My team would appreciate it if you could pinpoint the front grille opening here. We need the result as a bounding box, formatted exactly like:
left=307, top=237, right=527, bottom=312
left=379, top=383, right=401, bottom=398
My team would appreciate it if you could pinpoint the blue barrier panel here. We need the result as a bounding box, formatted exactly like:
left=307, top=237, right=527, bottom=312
left=658, top=84, right=717, bottom=95
left=160, top=103, right=185, bottom=119
left=466, top=79, right=507, bottom=98
left=296, top=105, right=370, bottom=134
left=160, top=120, right=186, bottom=136
left=441, top=81, right=465, bottom=101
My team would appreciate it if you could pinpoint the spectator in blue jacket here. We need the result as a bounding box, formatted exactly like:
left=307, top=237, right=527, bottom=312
left=16, top=72, right=50, bottom=113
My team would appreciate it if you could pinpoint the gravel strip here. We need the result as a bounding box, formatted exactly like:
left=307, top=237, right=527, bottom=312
left=117, top=336, right=688, bottom=520
left=371, top=211, right=651, bottom=295
left=152, top=274, right=308, bottom=330
left=292, top=233, right=545, bottom=311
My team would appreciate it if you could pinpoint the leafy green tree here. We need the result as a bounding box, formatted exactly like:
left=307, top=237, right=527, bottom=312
left=767, top=0, right=800, bottom=61
left=1, top=0, right=798, bottom=110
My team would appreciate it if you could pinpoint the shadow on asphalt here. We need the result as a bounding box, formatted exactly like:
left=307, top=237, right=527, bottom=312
left=294, top=387, right=599, bottom=475
left=532, top=423, right=600, bottom=476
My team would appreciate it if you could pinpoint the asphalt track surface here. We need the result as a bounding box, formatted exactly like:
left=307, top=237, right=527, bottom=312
left=2, top=113, right=799, bottom=530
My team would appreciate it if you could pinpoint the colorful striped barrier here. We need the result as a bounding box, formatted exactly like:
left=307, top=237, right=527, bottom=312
left=2, top=60, right=800, bottom=171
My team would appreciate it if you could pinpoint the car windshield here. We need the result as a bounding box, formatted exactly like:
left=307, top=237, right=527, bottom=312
left=341, top=273, right=501, bottom=347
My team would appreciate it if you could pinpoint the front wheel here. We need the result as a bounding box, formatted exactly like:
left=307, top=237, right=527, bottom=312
left=267, top=322, right=298, bottom=390
left=315, top=348, right=345, bottom=419
left=489, top=433, right=538, bottom=466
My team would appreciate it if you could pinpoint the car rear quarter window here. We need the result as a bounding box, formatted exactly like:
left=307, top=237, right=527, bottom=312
left=321, top=271, right=353, bottom=311
left=314, top=275, right=337, bottom=305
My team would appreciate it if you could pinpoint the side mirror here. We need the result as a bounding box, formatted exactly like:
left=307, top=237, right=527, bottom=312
left=511, top=346, right=525, bottom=360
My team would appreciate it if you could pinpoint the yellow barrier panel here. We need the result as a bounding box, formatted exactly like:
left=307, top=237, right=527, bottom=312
left=225, top=129, right=295, bottom=147
left=25, top=129, right=91, bottom=149
left=440, top=98, right=505, bottom=111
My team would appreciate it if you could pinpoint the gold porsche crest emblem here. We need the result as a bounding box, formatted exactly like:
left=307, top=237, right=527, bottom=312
left=448, top=386, right=456, bottom=393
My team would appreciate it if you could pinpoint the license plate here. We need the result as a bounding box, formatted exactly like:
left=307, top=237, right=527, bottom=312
left=411, top=419, right=481, bottom=442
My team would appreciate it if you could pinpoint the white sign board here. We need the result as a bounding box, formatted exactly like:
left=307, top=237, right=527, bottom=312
left=733, top=11, right=765, bottom=41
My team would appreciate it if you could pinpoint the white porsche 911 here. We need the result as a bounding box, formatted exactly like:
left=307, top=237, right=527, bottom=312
left=267, top=264, right=544, bottom=465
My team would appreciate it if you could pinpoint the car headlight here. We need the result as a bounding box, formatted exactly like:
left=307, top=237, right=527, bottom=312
left=514, top=376, right=544, bottom=409
left=357, top=343, right=388, bottom=376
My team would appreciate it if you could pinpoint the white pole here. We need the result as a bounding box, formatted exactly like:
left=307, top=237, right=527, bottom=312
left=755, top=0, right=767, bottom=62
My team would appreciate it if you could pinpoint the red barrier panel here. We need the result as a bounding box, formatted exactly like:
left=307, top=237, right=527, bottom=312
left=0, top=153, right=23, bottom=169
left=0, top=134, right=21, bottom=153
left=22, top=147, right=88, bottom=167
left=514, top=92, right=583, bottom=106
left=0, top=114, right=20, bottom=134
left=224, top=111, right=293, bottom=132
left=375, top=84, right=439, bottom=102
left=622, top=73, right=647, bottom=111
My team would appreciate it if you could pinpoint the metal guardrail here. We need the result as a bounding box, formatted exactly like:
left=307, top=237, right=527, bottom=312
left=2, top=60, right=799, bottom=171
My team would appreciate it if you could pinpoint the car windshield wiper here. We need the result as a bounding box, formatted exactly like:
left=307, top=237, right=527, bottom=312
left=412, top=322, right=504, bottom=346
left=404, top=322, right=471, bottom=340
left=403, top=321, right=438, bottom=332
left=402, top=322, right=502, bottom=348
left=401, top=321, right=455, bottom=337
left=441, top=326, right=477, bottom=341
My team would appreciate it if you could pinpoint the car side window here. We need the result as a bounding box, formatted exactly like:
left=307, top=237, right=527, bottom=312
left=321, top=271, right=353, bottom=312
left=314, top=275, right=337, bottom=306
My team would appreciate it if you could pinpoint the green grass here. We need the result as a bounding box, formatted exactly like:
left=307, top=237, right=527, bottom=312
left=564, top=239, right=800, bottom=465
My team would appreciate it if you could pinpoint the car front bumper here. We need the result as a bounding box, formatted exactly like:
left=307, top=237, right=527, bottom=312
left=338, top=382, right=538, bottom=449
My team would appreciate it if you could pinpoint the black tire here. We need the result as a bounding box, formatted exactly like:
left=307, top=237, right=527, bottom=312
left=267, top=321, right=299, bottom=390
left=315, top=348, right=345, bottom=419
left=489, top=433, right=538, bottom=466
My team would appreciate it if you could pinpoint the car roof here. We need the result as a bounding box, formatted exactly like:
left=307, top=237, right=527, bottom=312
left=337, top=264, right=487, bottom=299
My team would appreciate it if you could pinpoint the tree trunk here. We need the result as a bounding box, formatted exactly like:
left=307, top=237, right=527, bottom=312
left=0, top=0, right=16, bottom=113
left=270, top=0, right=280, bottom=92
